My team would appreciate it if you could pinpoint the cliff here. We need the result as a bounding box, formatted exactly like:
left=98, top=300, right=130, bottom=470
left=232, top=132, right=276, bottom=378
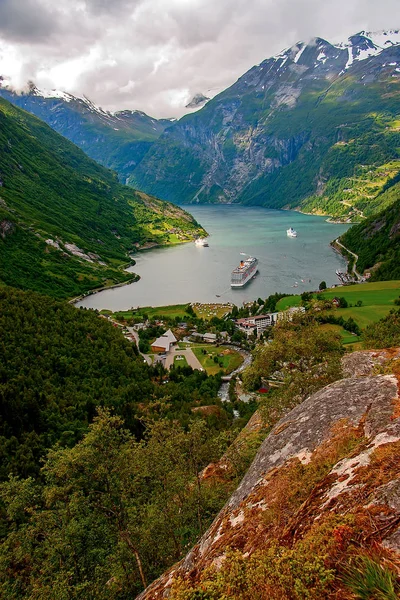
left=137, top=349, right=400, bottom=599
left=131, top=34, right=400, bottom=223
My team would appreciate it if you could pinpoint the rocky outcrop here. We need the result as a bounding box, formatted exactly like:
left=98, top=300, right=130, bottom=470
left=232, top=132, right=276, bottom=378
left=137, top=350, right=400, bottom=599
left=0, top=219, right=15, bottom=239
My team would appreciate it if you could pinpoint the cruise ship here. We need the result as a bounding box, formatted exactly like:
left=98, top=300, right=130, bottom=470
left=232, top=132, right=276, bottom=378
left=287, top=227, right=297, bottom=237
left=231, top=257, right=258, bottom=287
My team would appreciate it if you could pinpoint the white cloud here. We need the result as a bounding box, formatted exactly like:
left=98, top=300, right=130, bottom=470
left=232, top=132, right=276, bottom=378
left=0, top=0, right=399, bottom=117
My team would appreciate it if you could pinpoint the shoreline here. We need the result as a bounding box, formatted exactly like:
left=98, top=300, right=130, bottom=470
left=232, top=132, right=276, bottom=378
left=287, top=205, right=360, bottom=225
left=73, top=207, right=350, bottom=310
left=69, top=274, right=140, bottom=306
left=70, top=236, right=204, bottom=306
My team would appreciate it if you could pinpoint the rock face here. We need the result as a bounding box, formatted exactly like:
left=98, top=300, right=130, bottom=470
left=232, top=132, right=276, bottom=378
left=131, top=31, right=400, bottom=212
left=185, top=93, right=210, bottom=109
left=137, top=350, right=400, bottom=599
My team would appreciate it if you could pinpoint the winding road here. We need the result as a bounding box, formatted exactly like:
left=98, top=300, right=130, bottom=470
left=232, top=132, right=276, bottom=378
left=335, top=238, right=360, bottom=280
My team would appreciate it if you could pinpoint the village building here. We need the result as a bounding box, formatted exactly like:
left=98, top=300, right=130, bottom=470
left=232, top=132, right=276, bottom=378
left=236, top=312, right=279, bottom=335
left=203, top=332, right=217, bottom=343
left=150, top=329, right=177, bottom=353
left=190, top=332, right=218, bottom=343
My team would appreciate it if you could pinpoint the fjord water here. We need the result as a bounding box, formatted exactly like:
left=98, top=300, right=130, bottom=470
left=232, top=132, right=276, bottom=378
left=77, top=206, right=350, bottom=311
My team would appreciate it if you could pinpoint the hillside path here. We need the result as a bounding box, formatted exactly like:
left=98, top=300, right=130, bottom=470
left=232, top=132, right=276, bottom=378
left=335, top=238, right=360, bottom=279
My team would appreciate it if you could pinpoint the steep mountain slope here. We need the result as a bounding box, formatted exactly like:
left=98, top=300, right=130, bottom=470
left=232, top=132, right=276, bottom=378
left=137, top=349, right=400, bottom=599
left=0, top=97, right=204, bottom=298
left=339, top=186, right=400, bottom=280
left=0, top=82, right=173, bottom=182
left=130, top=31, right=400, bottom=220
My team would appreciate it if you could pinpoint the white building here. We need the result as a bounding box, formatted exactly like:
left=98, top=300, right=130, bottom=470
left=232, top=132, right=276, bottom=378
left=151, top=329, right=177, bottom=353
left=236, top=313, right=279, bottom=335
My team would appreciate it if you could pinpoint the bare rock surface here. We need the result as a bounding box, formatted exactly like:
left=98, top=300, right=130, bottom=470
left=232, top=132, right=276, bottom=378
left=342, top=348, right=400, bottom=378
left=137, top=351, right=400, bottom=599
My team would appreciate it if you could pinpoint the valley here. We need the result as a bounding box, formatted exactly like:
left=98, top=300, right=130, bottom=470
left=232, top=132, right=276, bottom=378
left=2, top=32, right=400, bottom=228
left=0, top=19, right=399, bottom=600
left=0, top=97, right=205, bottom=298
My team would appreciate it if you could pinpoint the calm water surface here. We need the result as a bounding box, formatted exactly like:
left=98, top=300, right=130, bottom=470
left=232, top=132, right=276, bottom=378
left=77, top=206, right=350, bottom=311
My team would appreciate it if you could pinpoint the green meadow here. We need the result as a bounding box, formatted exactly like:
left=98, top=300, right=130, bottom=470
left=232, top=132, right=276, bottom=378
left=112, top=303, right=233, bottom=322
left=192, top=346, right=243, bottom=376
left=276, top=280, right=400, bottom=332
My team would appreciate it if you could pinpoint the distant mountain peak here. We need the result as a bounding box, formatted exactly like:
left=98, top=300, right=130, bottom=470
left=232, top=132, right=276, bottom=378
left=185, top=93, right=210, bottom=109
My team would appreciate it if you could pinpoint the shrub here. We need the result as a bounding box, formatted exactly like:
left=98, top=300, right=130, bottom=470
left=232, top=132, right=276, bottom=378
left=342, top=555, right=400, bottom=600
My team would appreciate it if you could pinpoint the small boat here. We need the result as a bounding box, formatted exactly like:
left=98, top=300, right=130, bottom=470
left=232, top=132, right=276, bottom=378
left=195, top=238, right=209, bottom=247
left=287, top=227, right=297, bottom=238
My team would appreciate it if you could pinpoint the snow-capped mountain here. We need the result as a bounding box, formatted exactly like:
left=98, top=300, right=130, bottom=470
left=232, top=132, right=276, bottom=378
left=1, top=29, right=399, bottom=204
left=0, top=79, right=174, bottom=182
left=130, top=29, right=400, bottom=218
left=272, top=30, right=400, bottom=69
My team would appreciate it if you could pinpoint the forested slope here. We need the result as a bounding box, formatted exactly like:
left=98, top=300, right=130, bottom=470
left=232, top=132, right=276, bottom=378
left=0, top=98, right=204, bottom=298
left=339, top=188, right=400, bottom=280
left=0, top=288, right=227, bottom=481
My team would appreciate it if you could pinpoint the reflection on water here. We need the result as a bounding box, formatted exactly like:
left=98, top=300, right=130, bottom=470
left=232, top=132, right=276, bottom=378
left=77, top=206, right=350, bottom=311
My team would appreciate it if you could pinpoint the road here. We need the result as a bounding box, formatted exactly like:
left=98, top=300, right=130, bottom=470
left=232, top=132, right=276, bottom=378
left=126, top=326, right=152, bottom=365
left=335, top=238, right=360, bottom=279
left=165, top=347, right=204, bottom=370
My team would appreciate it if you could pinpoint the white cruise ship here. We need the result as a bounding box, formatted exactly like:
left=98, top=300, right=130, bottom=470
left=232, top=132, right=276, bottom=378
left=231, top=257, right=258, bottom=287
left=287, top=227, right=297, bottom=237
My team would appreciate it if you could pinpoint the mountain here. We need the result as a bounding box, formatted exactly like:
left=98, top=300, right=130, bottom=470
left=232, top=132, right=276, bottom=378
left=186, top=93, right=210, bottom=109
left=338, top=186, right=400, bottom=280
left=0, top=81, right=174, bottom=183
left=0, top=96, right=204, bottom=298
left=129, top=30, right=400, bottom=220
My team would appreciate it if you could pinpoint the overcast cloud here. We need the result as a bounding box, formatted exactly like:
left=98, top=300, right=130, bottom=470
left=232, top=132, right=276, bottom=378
left=0, top=0, right=399, bottom=117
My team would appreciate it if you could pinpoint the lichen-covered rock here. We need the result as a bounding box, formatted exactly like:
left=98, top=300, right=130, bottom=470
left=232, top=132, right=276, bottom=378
left=342, top=348, right=400, bottom=378
left=137, top=351, right=400, bottom=599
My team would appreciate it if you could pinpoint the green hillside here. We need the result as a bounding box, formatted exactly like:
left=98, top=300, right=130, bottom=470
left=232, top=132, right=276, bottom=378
left=0, top=98, right=204, bottom=298
left=339, top=193, right=400, bottom=280
left=276, top=281, right=400, bottom=338
left=0, top=86, right=173, bottom=182
left=0, top=287, right=229, bottom=481
left=131, top=40, right=400, bottom=223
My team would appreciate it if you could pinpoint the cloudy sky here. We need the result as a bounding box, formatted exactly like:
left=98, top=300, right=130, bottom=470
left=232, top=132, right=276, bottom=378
left=0, top=0, right=398, bottom=117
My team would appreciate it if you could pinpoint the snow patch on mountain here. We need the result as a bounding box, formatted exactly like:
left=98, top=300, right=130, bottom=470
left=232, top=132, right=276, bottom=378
left=293, top=43, right=306, bottom=64
left=33, top=88, right=74, bottom=102
left=335, top=29, right=400, bottom=70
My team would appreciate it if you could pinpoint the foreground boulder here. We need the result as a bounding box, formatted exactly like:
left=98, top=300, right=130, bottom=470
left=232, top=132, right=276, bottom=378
left=137, top=350, right=400, bottom=599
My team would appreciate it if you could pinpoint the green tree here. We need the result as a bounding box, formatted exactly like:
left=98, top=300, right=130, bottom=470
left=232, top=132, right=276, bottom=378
left=319, top=281, right=327, bottom=291
left=242, top=320, right=343, bottom=410
left=0, top=411, right=233, bottom=599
